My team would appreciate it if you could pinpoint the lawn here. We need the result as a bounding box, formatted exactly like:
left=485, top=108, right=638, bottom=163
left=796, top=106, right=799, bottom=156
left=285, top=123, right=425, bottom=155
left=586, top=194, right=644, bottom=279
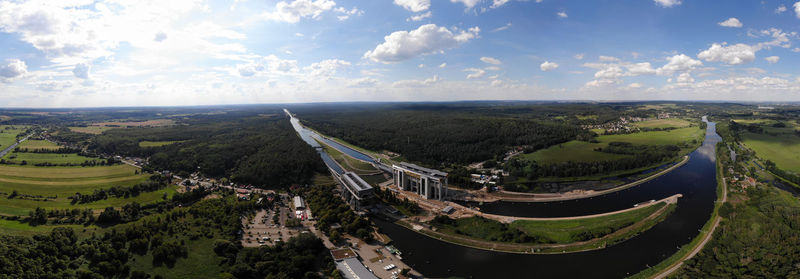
left=68, top=126, right=113, bottom=134
left=139, top=140, right=184, bottom=147
left=129, top=230, right=226, bottom=278
left=0, top=218, right=102, bottom=237
left=3, top=152, right=102, bottom=165
left=509, top=203, right=665, bottom=243
left=17, top=139, right=61, bottom=150
left=523, top=126, right=704, bottom=164
left=741, top=132, right=800, bottom=173
left=633, top=118, right=691, bottom=129
left=0, top=164, right=159, bottom=216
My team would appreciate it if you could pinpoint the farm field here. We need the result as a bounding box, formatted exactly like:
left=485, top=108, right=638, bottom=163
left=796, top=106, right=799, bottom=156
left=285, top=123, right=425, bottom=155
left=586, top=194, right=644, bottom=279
left=0, top=125, right=26, bottom=149
left=17, top=139, right=60, bottom=150
left=633, top=118, right=691, bottom=129
left=92, top=119, right=175, bottom=127
left=139, top=140, right=184, bottom=147
left=741, top=132, right=800, bottom=173
left=523, top=126, right=704, bottom=164
left=3, top=152, right=102, bottom=165
left=68, top=126, right=113, bottom=134
left=0, top=164, right=162, bottom=216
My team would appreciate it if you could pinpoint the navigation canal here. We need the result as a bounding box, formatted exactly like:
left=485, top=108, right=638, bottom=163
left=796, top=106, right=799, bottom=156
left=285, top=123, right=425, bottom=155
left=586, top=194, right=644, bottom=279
left=288, top=110, right=722, bottom=278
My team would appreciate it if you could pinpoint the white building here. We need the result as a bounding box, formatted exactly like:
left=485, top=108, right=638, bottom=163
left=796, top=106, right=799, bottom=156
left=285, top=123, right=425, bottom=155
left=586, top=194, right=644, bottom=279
left=392, top=162, right=448, bottom=200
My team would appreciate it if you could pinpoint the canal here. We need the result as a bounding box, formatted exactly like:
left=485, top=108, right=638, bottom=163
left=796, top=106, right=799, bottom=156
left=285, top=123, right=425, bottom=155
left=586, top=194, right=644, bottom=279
left=288, top=110, right=721, bottom=278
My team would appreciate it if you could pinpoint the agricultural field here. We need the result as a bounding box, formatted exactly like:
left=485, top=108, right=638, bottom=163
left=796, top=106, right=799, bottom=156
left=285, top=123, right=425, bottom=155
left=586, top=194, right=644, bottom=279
left=3, top=152, right=102, bottom=165
left=92, top=119, right=176, bottom=127
left=0, top=125, right=26, bottom=149
left=68, top=126, right=112, bottom=134
left=0, top=164, right=163, bottom=216
left=633, top=118, right=691, bottom=129
left=139, top=140, right=184, bottom=147
left=523, top=126, right=705, bottom=164
left=17, top=139, right=60, bottom=150
left=741, top=132, right=800, bottom=174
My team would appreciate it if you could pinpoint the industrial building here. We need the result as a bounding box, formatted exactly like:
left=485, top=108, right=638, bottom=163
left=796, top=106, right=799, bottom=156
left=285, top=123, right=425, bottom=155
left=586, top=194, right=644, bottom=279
left=392, top=162, right=448, bottom=200
left=335, top=171, right=375, bottom=210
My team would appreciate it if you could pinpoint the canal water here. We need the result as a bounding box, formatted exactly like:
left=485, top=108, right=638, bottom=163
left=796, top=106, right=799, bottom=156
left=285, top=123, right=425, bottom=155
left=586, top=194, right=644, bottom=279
left=289, top=110, right=722, bottom=278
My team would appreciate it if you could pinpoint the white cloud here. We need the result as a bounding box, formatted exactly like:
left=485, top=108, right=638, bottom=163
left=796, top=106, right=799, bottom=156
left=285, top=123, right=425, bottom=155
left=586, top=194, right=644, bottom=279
left=776, top=5, right=787, bottom=14
left=347, top=77, right=379, bottom=88
left=305, top=59, right=350, bottom=77
left=795, top=2, right=800, bottom=19
left=265, top=0, right=337, bottom=23
left=675, top=72, right=694, bottom=84
left=492, top=22, right=512, bottom=32
left=237, top=55, right=299, bottom=77
left=480, top=57, right=502, bottom=65
left=574, top=53, right=585, bottom=60
left=599, top=56, right=620, bottom=62
left=654, top=0, right=681, bottom=7
left=451, top=0, right=481, bottom=9
left=485, top=66, right=501, bottom=71
left=394, top=0, right=430, bottom=12
left=0, top=59, right=28, bottom=82
left=333, top=7, right=363, bottom=21
left=418, top=64, right=425, bottom=68
left=35, top=80, right=73, bottom=92
left=393, top=75, right=440, bottom=87
left=363, top=24, right=480, bottom=63
left=295, top=33, right=305, bottom=37
left=491, top=0, right=511, bottom=9
left=657, top=54, right=703, bottom=75
left=154, top=31, right=168, bottom=42
left=407, top=11, right=432, bottom=22
left=72, top=63, right=91, bottom=79
left=765, top=56, right=780, bottom=64
left=628, top=83, right=642, bottom=88
left=540, top=61, right=559, bottom=71
left=557, top=12, right=568, bottom=18
left=626, top=62, right=657, bottom=76
left=464, top=68, right=486, bottom=79
left=718, top=18, right=742, bottom=28
left=697, top=43, right=756, bottom=65
left=439, top=63, right=447, bottom=68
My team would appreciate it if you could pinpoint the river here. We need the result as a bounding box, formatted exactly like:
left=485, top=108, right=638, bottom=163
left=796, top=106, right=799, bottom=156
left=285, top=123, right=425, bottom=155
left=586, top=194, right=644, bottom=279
left=288, top=110, right=721, bottom=278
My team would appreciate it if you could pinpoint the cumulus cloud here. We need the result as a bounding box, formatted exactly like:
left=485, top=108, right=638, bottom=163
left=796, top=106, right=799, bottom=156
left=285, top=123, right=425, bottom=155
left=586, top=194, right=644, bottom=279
left=407, top=11, right=432, bottom=22
left=393, top=75, right=440, bottom=87
left=574, top=53, right=585, bottom=60
left=363, top=24, right=480, bottom=63
left=599, top=56, right=620, bottom=62
left=464, top=68, right=486, bottom=79
left=439, top=63, right=447, bottom=68
left=491, top=0, right=511, bottom=9
left=796, top=2, right=800, bottom=19
left=72, top=63, right=91, bottom=79
left=657, top=54, right=703, bottom=75
left=626, top=62, right=657, bottom=76
left=557, top=12, right=568, bottom=18
left=394, top=0, right=430, bottom=12
left=0, top=59, right=28, bottom=81
left=451, top=0, right=481, bottom=9
left=775, top=5, right=787, bottom=14
left=265, top=0, right=336, bottom=23
left=540, top=61, right=559, bottom=71
left=718, top=18, right=742, bottom=28
left=697, top=43, right=756, bottom=65
left=237, top=55, right=298, bottom=77
left=654, top=0, right=681, bottom=7
left=765, top=56, right=780, bottom=64
left=480, top=57, right=502, bottom=65
left=305, top=59, right=351, bottom=77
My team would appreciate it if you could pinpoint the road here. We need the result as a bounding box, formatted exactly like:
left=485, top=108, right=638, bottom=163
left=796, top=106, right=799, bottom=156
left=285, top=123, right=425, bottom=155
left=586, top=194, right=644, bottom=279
left=652, top=169, right=727, bottom=279
left=0, top=134, right=30, bottom=158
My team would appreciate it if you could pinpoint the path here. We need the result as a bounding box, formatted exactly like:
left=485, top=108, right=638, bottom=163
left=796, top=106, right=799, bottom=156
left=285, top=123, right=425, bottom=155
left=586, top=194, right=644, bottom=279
left=652, top=167, right=727, bottom=279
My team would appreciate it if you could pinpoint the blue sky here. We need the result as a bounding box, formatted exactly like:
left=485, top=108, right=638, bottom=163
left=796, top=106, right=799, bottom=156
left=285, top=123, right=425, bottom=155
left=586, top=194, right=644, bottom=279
left=0, top=0, right=799, bottom=107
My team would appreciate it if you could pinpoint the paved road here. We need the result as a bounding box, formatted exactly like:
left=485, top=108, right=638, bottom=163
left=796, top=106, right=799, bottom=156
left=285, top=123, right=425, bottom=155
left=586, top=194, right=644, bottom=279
left=652, top=170, right=728, bottom=279
left=0, top=134, right=30, bottom=158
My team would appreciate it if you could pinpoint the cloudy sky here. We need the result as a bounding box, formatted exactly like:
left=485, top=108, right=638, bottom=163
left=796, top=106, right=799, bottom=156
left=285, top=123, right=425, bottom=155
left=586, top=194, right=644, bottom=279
left=1, top=0, right=800, bottom=107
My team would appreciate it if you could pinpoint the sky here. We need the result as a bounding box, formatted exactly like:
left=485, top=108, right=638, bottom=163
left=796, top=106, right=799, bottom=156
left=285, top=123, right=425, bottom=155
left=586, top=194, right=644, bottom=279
left=1, top=0, right=800, bottom=107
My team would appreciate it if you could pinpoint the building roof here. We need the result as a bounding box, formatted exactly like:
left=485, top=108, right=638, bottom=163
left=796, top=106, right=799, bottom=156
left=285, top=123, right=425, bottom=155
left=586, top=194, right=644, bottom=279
left=395, top=162, right=448, bottom=178
left=336, top=258, right=379, bottom=279
left=342, top=172, right=374, bottom=192
left=293, top=196, right=305, bottom=208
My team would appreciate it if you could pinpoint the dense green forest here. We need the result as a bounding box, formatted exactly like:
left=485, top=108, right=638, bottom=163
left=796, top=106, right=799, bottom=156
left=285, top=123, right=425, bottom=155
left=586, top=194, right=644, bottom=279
left=295, top=105, right=595, bottom=166
left=81, top=115, right=324, bottom=187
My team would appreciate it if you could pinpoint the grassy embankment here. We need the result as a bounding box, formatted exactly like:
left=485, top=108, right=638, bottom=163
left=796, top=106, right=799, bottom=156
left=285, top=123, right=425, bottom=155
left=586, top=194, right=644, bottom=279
left=316, top=139, right=389, bottom=186
left=0, top=125, right=27, bottom=148
left=16, top=139, right=60, bottom=150
left=407, top=201, right=675, bottom=254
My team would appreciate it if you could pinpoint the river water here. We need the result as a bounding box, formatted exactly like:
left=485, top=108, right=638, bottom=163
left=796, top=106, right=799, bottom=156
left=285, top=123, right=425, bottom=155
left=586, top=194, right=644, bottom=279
left=288, top=110, right=721, bottom=278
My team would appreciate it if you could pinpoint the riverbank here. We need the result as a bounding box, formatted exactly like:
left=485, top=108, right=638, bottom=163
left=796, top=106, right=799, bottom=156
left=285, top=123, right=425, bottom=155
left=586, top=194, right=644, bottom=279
left=396, top=200, right=677, bottom=254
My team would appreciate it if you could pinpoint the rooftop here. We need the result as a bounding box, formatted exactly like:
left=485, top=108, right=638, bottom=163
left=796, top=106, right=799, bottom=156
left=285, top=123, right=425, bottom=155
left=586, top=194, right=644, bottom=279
left=395, top=162, right=448, bottom=178
left=342, top=172, right=374, bottom=192
left=337, top=258, right=379, bottom=279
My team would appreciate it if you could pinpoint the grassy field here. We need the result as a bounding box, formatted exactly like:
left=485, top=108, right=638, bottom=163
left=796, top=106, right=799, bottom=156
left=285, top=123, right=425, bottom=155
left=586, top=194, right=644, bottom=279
left=509, top=203, right=665, bottom=243
left=139, top=140, right=184, bottom=147
left=318, top=140, right=381, bottom=175
left=633, top=118, right=691, bottom=129
left=129, top=236, right=225, bottom=278
left=0, top=164, right=161, bottom=216
left=0, top=125, right=26, bottom=149
left=68, top=126, right=113, bottom=134
left=523, top=126, right=704, bottom=164
left=741, top=132, right=800, bottom=173
left=17, top=139, right=61, bottom=150
left=4, top=152, right=102, bottom=165
left=0, top=219, right=101, bottom=237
